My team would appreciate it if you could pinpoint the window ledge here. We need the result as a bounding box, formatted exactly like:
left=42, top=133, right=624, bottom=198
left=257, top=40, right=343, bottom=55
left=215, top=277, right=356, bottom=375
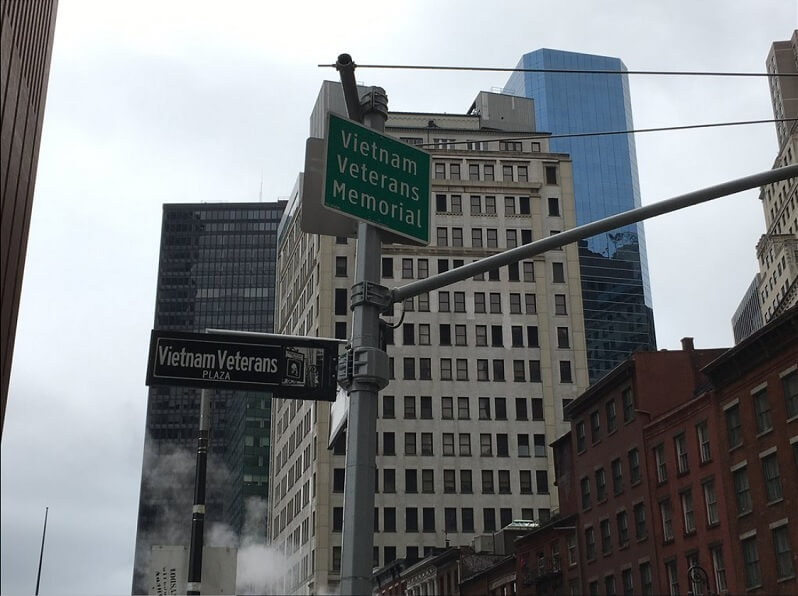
left=777, top=575, right=796, bottom=583
left=786, top=414, right=798, bottom=423
left=745, top=584, right=763, bottom=592
left=756, top=428, right=774, bottom=439
left=767, top=497, right=784, bottom=506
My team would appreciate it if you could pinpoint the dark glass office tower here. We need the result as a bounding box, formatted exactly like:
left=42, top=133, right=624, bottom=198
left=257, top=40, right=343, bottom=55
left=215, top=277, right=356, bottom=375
left=132, top=201, right=285, bottom=594
left=505, top=49, right=656, bottom=382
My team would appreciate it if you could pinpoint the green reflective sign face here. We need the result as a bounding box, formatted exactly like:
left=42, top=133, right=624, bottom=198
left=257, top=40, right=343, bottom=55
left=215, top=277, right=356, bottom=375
left=323, top=112, right=430, bottom=245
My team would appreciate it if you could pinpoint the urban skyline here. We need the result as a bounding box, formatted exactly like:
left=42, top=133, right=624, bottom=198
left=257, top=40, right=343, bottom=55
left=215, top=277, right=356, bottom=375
left=0, top=3, right=793, bottom=593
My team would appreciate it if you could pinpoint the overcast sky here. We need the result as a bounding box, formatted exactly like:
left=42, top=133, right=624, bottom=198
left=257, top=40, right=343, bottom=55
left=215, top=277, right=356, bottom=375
left=1, top=1, right=795, bottom=593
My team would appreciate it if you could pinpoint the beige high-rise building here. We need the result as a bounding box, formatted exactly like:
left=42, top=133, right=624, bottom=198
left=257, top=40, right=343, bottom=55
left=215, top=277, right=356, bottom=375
left=757, top=30, right=798, bottom=323
left=268, top=83, right=589, bottom=594
left=732, top=30, right=798, bottom=341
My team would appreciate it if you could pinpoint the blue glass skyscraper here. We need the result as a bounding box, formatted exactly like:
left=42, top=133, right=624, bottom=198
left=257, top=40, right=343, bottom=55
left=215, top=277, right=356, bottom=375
left=505, top=49, right=656, bottom=382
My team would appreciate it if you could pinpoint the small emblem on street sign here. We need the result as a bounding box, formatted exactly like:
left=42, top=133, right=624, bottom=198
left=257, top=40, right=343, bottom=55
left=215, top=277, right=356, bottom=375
left=145, top=330, right=341, bottom=400
left=323, top=112, right=430, bottom=244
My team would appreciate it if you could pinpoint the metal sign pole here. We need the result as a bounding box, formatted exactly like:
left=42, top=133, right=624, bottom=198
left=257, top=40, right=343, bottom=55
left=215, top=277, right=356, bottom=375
left=186, top=388, right=210, bottom=595
left=336, top=55, right=390, bottom=596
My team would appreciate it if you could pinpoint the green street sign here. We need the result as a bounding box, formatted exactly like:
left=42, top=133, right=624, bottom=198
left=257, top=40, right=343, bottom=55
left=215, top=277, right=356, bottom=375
left=323, top=112, right=430, bottom=245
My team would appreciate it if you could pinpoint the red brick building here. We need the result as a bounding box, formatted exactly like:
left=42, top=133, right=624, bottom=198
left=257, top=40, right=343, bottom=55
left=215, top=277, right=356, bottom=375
left=643, top=375, right=738, bottom=595
left=561, top=342, right=725, bottom=595
left=514, top=513, right=580, bottom=596
left=704, top=306, right=798, bottom=594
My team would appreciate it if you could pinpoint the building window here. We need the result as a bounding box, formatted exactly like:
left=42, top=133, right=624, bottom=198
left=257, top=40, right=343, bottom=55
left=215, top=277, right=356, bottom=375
left=762, top=453, right=783, bottom=502
left=454, top=324, right=466, bottom=346
left=639, top=562, right=653, bottom=596
left=696, top=422, right=711, bottom=463
left=584, top=527, right=596, bottom=560
left=536, top=470, right=549, bottom=494
left=628, top=448, right=641, bottom=484
left=381, top=257, right=393, bottom=278
left=332, top=546, right=341, bottom=572
left=493, top=360, right=505, bottom=381
left=480, top=433, right=492, bottom=456
left=417, top=292, right=429, bottom=311
left=404, top=433, right=416, bottom=456
left=534, top=434, right=546, bottom=457
left=462, top=507, right=474, bottom=532
left=557, top=326, right=570, bottom=348
left=548, top=196, right=560, bottom=216
left=405, top=470, right=417, bottom=494
left=581, top=477, right=591, bottom=510
left=634, top=503, right=647, bottom=540
left=420, top=433, right=433, bottom=456
left=441, top=396, right=453, bottom=420
left=383, top=395, right=395, bottom=419
left=518, top=434, right=530, bottom=457
left=529, top=360, right=541, bottom=382
left=443, top=469, right=456, bottom=494
left=590, top=411, right=601, bottom=443
left=675, top=434, right=689, bottom=474
left=442, top=434, right=455, bottom=456
left=404, top=396, right=416, bottom=419
left=560, top=361, right=573, bottom=383
left=622, top=388, right=634, bottom=422
left=680, top=490, right=695, bottom=534
left=599, top=519, right=612, bottom=555
left=742, top=536, right=761, bottom=589
left=483, top=509, right=496, bottom=533
left=596, top=468, right=607, bottom=502
left=784, top=371, right=798, bottom=418
left=726, top=404, right=742, bottom=449
left=525, top=293, right=537, bottom=314
left=457, top=398, right=470, bottom=420
left=733, top=467, right=752, bottom=514
left=612, top=458, right=624, bottom=495
left=660, top=499, right=673, bottom=542
left=605, top=400, right=617, bottom=433
left=604, top=575, right=616, bottom=596
left=545, top=165, right=558, bottom=185
left=753, top=388, right=773, bottom=434
left=498, top=470, right=511, bottom=494
left=440, top=359, right=452, bottom=381
left=478, top=397, right=491, bottom=420
left=422, top=469, right=434, bottom=493
left=554, top=294, right=567, bottom=315
left=401, top=258, right=413, bottom=279
left=617, top=510, right=629, bottom=546
left=552, top=262, right=565, bottom=283
left=710, top=546, right=727, bottom=593
left=417, top=259, right=428, bottom=279
left=772, top=524, right=795, bottom=579
left=403, top=358, right=415, bottom=380
left=477, top=360, right=489, bottom=381
left=576, top=422, right=586, bottom=452
left=383, top=432, right=395, bottom=456
left=703, top=480, right=719, bottom=526
left=458, top=433, right=471, bottom=456
left=654, top=444, right=667, bottom=483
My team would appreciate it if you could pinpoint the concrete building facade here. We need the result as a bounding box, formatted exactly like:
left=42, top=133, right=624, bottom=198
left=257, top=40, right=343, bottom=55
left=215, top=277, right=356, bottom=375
left=0, top=0, right=59, bottom=436
left=734, top=30, right=798, bottom=340
left=268, top=83, right=589, bottom=594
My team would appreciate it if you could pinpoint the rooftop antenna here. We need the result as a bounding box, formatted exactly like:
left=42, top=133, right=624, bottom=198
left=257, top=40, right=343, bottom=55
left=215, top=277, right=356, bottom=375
left=259, top=169, right=263, bottom=202
left=35, top=506, right=48, bottom=595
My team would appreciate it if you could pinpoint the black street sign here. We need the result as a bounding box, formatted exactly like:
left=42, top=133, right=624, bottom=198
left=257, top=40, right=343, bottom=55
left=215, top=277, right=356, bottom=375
left=145, top=330, right=341, bottom=401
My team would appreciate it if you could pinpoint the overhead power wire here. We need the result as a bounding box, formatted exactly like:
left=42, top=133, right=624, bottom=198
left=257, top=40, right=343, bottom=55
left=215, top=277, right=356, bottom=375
left=412, top=118, right=797, bottom=149
left=319, top=62, right=798, bottom=78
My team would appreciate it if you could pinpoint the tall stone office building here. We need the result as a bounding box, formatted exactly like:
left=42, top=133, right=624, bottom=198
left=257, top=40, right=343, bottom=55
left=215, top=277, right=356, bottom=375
left=268, top=83, right=589, bottom=594
left=1, top=0, right=59, bottom=437
left=732, top=30, right=798, bottom=342
left=504, top=49, right=656, bottom=383
left=132, top=201, right=285, bottom=593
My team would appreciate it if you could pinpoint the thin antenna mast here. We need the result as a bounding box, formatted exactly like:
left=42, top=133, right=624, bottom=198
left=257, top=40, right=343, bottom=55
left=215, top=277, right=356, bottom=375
left=35, top=507, right=48, bottom=595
